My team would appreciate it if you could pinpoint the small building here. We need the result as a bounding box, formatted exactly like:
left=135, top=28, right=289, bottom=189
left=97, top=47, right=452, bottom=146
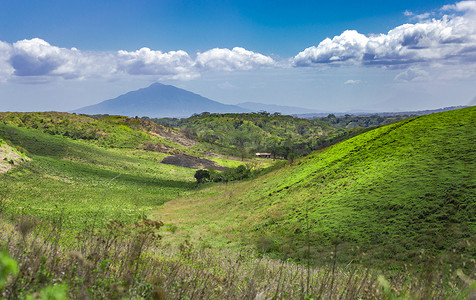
left=255, top=152, right=272, bottom=159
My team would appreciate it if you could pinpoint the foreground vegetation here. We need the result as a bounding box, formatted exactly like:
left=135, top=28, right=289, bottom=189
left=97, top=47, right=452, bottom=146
left=1, top=212, right=473, bottom=299
left=0, top=108, right=475, bottom=298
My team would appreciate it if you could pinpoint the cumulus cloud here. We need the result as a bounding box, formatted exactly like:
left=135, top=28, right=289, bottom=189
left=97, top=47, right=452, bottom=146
left=195, top=47, right=275, bottom=71
left=117, top=48, right=197, bottom=80
left=6, top=38, right=86, bottom=79
left=294, top=30, right=369, bottom=66
left=442, top=0, right=476, bottom=12
left=2, top=38, right=118, bottom=81
left=293, top=0, right=476, bottom=68
left=0, top=39, right=275, bottom=82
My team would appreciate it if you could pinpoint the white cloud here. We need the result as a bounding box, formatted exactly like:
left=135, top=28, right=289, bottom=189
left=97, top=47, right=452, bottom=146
left=404, top=10, right=432, bottom=21
left=442, top=0, right=476, bottom=12
left=9, top=38, right=82, bottom=78
left=344, top=79, right=361, bottom=85
left=5, top=38, right=118, bottom=81
left=293, top=0, right=476, bottom=68
left=0, top=39, right=275, bottom=82
left=195, top=47, right=275, bottom=71
left=117, top=48, right=197, bottom=80
left=294, top=30, right=369, bottom=66
left=415, top=13, right=431, bottom=20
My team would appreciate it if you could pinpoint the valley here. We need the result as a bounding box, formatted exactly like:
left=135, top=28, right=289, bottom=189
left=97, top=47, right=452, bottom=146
left=0, top=107, right=474, bottom=298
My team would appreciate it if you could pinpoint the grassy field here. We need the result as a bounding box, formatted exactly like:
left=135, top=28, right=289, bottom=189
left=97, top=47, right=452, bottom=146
left=0, top=123, right=197, bottom=231
left=0, top=109, right=474, bottom=298
left=155, top=107, right=476, bottom=269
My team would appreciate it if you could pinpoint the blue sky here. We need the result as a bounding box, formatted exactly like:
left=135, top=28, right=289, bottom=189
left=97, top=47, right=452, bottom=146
left=1, top=0, right=475, bottom=113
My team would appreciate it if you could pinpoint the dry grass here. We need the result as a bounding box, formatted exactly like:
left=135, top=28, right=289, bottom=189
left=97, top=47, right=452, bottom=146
left=1, top=211, right=473, bottom=299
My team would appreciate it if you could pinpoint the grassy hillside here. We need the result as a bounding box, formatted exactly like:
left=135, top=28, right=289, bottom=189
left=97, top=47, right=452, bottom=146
left=156, top=106, right=476, bottom=268
left=0, top=109, right=474, bottom=298
left=0, top=112, right=192, bottom=151
left=0, top=122, right=197, bottom=230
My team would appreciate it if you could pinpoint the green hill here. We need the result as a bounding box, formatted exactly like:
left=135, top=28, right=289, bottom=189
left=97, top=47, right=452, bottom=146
left=0, top=120, right=198, bottom=229
left=157, top=106, right=476, bottom=268
left=0, top=111, right=193, bottom=150
left=1, top=108, right=474, bottom=298
left=153, top=112, right=411, bottom=159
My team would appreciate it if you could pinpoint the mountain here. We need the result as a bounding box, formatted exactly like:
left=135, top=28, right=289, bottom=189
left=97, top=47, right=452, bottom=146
left=72, top=83, right=249, bottom=118
left=236, top=101, right=323, bottom=115
left=157, top=106, right=476, bottom=266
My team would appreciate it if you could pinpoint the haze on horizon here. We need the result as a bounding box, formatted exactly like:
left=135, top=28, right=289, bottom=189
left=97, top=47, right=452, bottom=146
left=1, top=0, right=476, bottom=114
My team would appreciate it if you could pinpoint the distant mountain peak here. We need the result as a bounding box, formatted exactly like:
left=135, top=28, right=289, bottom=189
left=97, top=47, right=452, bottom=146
left=72, top=83, right=249, bottom=118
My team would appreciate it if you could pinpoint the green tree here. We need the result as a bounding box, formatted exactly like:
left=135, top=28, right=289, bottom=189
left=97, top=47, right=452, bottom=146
left=194, top=169, right=211, bottom=183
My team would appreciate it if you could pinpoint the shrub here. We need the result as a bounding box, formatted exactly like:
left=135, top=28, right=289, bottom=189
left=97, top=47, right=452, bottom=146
left=196, top=165, right=255, bottom=183
left=194, top=169, right=211, bottom=183
left=0, top=249, right=18, bottom=290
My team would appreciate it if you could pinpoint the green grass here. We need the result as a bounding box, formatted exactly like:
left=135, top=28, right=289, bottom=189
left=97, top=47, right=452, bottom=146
left=155, top=107, right=476, bottom=268
left=0, top=109, right=474, bottom=298
left=1, top=108, right=474, bottom=268
left=0, top=111, right=191, bottom=153
left=0, top=123, right=197, bottom=230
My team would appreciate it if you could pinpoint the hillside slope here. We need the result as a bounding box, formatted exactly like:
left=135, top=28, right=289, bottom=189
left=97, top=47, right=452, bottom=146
left=0, top=121, right=200, bottom=229
left=157, top=106, right=476, bottom=267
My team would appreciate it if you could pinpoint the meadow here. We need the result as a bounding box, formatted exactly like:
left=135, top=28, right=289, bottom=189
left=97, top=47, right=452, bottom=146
left=155, top=107, right=475, bottom=268
left=0, top=109, right=475, bottom=299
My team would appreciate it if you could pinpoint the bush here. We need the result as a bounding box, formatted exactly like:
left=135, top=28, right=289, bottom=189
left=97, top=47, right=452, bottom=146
left=195, top=165, right=255, bottom=183
left=0, top=248, right=18, bottom=290
left=194, top=169, right=211, bottom=183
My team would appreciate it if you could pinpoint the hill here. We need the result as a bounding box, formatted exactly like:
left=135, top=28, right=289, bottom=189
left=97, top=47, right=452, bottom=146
left=152, top=112, right=412, bottom=159
left=0, top=108, right=474, bottom=298
left=156, top=106, right=476, bottom=268
left=72, top=82, right=249, bottom=118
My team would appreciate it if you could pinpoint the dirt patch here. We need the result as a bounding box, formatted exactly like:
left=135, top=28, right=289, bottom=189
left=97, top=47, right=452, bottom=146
left=143, top=142, right=179, bottom=154
left=0, top=144, right=29, bottom=173
left=149, top=128, right=196, bottom=147
left=124, top=118, right=197, bottom=147
left=161, top=154, right=226, bottom=171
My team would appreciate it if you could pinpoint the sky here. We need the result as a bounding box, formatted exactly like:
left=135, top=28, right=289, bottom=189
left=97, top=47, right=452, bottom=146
left=1, top=0, right=476, bottom=113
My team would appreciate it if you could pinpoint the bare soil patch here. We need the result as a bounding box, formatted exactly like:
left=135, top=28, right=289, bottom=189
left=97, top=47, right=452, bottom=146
left=143, top=142, right=178, bottom=154
left=124, top=117, right=197, bottom=147
left=161, top=154, right=226, bottom=171
left=0, top=144, right=29, bottom=173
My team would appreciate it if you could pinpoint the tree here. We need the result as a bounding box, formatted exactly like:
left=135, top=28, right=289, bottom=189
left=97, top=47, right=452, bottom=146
left=194, top=169, right=210, bottom=183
